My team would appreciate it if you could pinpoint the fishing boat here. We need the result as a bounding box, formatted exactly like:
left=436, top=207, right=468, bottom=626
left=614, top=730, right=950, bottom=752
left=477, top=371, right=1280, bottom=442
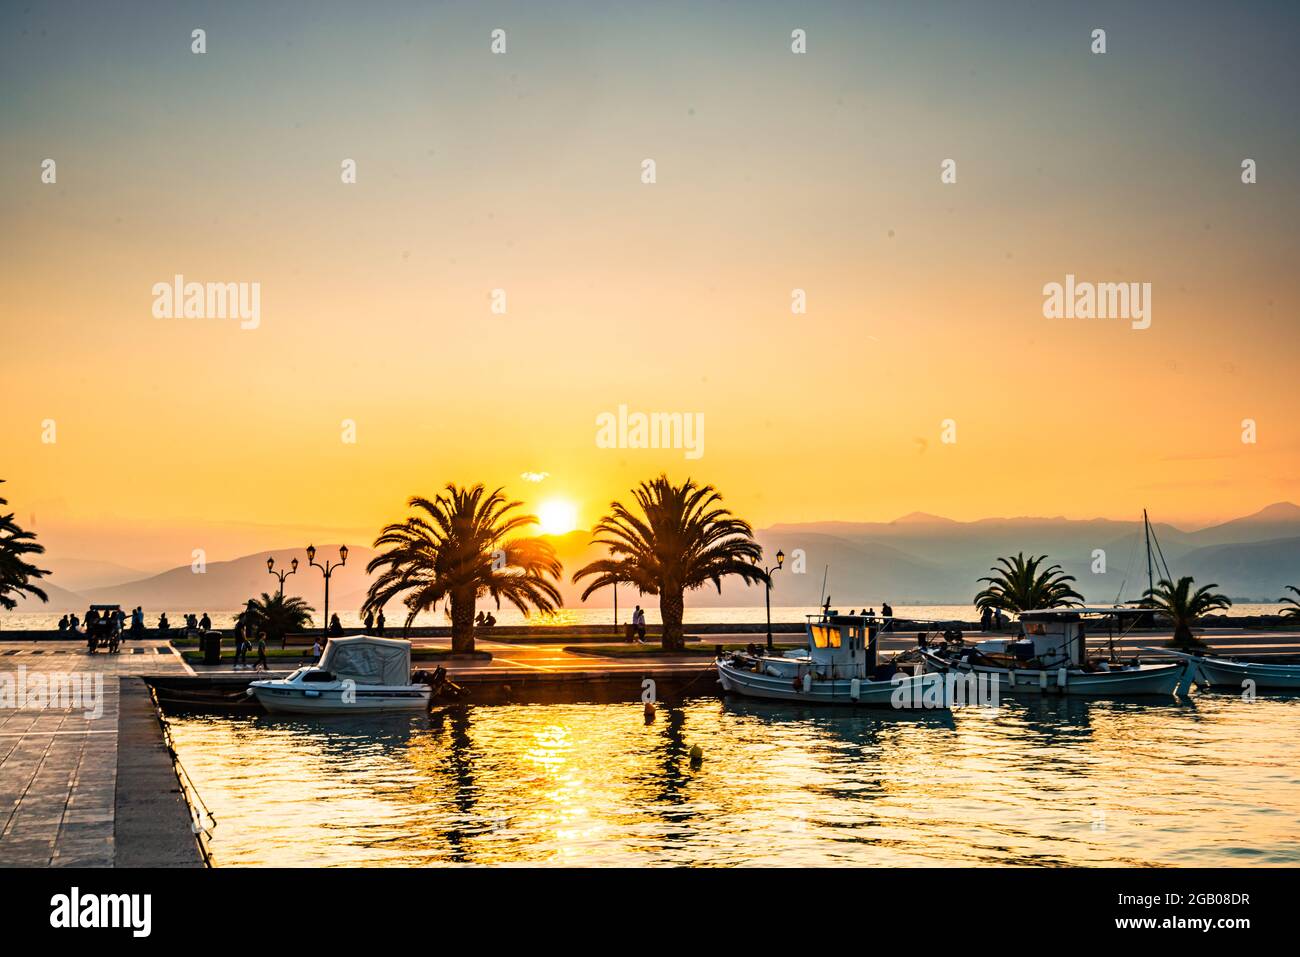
left=716, top=608, right=955, bottom=708
left=1165, top=650, right=1300, bottom=692
left=248, top=636, right=432, bottom=714
left=920, top=608, right=1188, bottom=696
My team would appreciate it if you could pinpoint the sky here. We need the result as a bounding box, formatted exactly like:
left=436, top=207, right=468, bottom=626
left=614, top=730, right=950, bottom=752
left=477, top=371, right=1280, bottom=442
left=3, top=1, right=1299, bottom=571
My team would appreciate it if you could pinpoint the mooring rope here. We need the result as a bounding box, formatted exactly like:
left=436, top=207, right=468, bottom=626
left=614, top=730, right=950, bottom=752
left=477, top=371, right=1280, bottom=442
left=669, top=660, right=721, bottom=697
left=147, top=685, right=217, bottom=867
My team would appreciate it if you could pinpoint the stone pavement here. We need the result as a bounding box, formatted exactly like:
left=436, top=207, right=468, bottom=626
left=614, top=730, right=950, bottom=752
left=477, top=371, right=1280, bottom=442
left=0, top=641, right=196, bottom=867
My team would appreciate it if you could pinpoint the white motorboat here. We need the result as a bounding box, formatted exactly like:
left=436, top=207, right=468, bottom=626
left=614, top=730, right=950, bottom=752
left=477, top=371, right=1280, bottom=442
left=1167, top=650, right=1300, bottom=692
left=248, top=635, right=432, bottom=714
left=920, top=608, right=1188, bottom=697
left=716, top=611, right=958, bottom=709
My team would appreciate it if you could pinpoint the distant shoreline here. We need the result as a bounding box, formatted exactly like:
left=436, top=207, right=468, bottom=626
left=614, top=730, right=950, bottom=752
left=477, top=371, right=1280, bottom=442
left=2, top=604, right=1294, bottom=640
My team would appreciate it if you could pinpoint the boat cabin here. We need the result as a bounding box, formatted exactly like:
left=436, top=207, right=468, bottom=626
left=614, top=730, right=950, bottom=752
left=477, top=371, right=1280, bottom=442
left=1012, top=607, right=1143, bottom=666
left=804, top=613, right=878, bottom=679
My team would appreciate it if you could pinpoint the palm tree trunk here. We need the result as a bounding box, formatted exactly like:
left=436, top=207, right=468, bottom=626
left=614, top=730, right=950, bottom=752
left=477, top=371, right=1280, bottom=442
left=1172, top=621, right=1196, bottom=648
left=450, top=589, right=476, bottom=654
left=660, top=589, right=685, bottom=651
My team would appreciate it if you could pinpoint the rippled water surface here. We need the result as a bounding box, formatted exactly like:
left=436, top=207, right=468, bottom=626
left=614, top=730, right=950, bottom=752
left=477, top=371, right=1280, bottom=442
left=168, top=695, right=1300, bottom=866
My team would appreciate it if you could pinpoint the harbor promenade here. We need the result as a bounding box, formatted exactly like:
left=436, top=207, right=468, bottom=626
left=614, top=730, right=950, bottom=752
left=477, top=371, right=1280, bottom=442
left=0, top=640, right=202, bottom=868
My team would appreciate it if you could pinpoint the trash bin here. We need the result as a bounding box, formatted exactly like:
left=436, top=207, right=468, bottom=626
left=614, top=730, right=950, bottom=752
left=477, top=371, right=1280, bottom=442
left=203, top=633, right=221, bottom=666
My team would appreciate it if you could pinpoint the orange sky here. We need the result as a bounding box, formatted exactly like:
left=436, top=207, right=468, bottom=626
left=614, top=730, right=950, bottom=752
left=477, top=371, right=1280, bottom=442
left=3, top=3, right=1299, bottom=570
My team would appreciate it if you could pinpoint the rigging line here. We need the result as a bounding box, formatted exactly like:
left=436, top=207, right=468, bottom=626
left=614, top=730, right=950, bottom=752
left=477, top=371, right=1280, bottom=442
left=1114, top=525, right=1141, bottom=605
left=1149, top=520, right=1176, bottom=584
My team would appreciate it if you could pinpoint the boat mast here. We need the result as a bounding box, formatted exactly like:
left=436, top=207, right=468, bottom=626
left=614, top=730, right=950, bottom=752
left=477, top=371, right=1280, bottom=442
left=1143, top=509, right=1155, bottom=601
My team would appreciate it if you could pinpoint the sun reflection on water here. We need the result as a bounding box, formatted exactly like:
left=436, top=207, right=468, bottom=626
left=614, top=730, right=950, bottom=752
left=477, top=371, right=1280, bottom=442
left=166, top=694, right=1300, bottom=867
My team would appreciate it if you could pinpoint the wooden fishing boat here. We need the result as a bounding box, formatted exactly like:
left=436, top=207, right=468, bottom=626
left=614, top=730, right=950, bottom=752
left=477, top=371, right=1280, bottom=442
left=716, top=610, right=956, bottom=709
left=921, top=608, right=1189, bottom=697
left=1164, top=650, right=1300, bottom=692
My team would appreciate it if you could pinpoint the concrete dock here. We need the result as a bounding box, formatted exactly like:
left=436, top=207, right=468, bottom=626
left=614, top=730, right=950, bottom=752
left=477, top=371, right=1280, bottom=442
left=0, top=641, right=203, bottom=867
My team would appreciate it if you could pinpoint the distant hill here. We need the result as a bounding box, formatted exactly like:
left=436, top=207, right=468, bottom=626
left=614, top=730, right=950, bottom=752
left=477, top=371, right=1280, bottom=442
left=80, top=546, right=377, bottom=615
left=1184, top=503, right=1300, bottom=548
left=4, top=580, right=88, bottom=613
left=43, top=557, right=152, bottom=593
left=1176, top=536, right=1300, bottom=601
left=757, top=507, right=1298, bottom=605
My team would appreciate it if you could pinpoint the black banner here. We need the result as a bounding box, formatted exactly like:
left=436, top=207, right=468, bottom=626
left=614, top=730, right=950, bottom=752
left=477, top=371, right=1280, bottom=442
left=0, top=867, right=1282, bottom=944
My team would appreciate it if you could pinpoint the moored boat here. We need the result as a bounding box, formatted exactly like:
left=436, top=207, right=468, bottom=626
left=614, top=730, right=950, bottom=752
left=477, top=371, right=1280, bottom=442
left=1168, top=650, right=1300, bottom=692
left=248, top=635, right=432, bottom=714
left=716, top=609, right=958, bottom=709
left=920, top=608, right=1188, bottom=697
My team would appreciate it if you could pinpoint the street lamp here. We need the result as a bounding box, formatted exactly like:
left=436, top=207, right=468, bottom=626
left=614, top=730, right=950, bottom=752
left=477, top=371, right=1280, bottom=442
left=266, top=556, right=299, bottom=597
left=306, top=544, right=347, bottom=641
left=754, top=549, right=785, bottom=653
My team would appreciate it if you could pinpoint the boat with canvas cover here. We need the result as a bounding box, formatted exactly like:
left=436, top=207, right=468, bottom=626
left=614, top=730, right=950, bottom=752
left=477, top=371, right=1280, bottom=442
left=716, top=608, right=954, bottom=709
left=920, top=607, right=1188, bottom=696
left=248, top=635, right=432, bottom=714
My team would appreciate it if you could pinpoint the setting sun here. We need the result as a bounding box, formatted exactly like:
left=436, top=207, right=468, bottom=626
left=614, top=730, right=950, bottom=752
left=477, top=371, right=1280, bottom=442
left=536, top=499, right=580, bottom=536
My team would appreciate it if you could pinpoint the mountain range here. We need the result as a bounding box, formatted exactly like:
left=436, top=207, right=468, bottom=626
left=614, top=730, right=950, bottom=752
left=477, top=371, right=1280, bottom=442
left=8, top=503, right=1300, bottom=614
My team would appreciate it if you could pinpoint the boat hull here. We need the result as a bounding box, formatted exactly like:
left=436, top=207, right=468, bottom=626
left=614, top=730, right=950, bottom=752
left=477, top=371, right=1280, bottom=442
left=921, top=655, right=1186, bottom=697
left=1190, top=656, right=1300, bottom=692
left=249, top=682, right=431, bottom=714
left=716, top=658, right=950, bottom=709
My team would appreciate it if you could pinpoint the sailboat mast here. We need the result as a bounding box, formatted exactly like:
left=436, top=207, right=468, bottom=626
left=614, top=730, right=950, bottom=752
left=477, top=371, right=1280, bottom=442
left=1143, top=509, right=1155, bottom=599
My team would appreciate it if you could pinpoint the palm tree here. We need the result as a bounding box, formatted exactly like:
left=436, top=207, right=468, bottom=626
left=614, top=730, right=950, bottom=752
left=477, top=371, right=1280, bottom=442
left=1281, top=585, right=1300, bottom=619
left=572, top=474, right=767, bottom=651
left=363, top=484, right=562, bottom=654
left=0, top=481, right=50, bottom=612
left=974, top=553, right=1083, bottom=615
left=245, top=592, right=315, bottom=647
left=1143, top=576, right=1232, bottom=648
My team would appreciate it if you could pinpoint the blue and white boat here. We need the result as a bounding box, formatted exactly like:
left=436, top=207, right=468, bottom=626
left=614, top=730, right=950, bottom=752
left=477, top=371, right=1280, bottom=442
left=921, top=608, right=1188, bottom=697
left=248, top=636, right=432, bottom=714
left=1166, top=650, right=1300, bottom=692
left=716, top=610, right=952, bottom=708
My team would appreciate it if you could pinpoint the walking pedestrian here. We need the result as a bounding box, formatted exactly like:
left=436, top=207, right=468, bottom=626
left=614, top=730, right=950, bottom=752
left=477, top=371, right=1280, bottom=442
left=376, top=609, right=386, bottom=636
left=632, top=605, right=647, bottom=643
left=255, top=631, right=268, bottom=671
left=234, top=625, right=249, bottom=670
